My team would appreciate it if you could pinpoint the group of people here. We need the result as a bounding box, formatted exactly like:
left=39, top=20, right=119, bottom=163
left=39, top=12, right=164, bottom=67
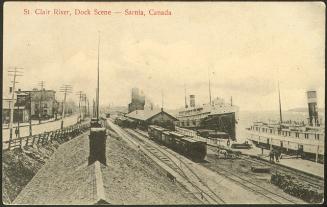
left=269, top=149, right=282, bottom=163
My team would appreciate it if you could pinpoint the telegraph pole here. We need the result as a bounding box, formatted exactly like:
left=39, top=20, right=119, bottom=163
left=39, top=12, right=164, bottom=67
left=76, top=91, right=84, bottom=123
left=96, top=31, right=100, bottom=121
left=93, top=99, right=96, bottom=117
left=87, top=98, right=90, bottom=117
left=29, top=92, right=32, bottom=136
left=38, top=81, right=45, bottom=124
left=59, top=84, right=73, bottom=129
left=83, top=94, right=87, bottom=117
left=8, top=67, right=23, bottom=142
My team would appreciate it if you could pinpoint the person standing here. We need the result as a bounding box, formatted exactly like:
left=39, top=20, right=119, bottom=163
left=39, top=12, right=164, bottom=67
left=15, top=127, right=19, bottom=138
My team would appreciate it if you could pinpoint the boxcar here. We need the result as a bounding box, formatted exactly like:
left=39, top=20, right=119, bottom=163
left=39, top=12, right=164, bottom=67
left=169, top=132, right=185, bottom=151
left=148, top=125, right=156, bottom=139
left=181, top=137, right=207, bottom=160
left=162, top=131, right=171, bottom=146
left=148, top=125, right=207, bottom=161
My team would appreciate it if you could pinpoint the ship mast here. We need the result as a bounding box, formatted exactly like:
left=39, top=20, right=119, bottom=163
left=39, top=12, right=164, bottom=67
left=208, top=68, right=212, bottom=105
left=184, top=83, right=188, bottom=108
left=278, top=80, right=283, bottom=124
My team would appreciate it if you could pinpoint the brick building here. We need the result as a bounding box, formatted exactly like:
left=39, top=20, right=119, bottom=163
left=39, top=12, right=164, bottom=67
left=20, top=88, right=58, bottom=120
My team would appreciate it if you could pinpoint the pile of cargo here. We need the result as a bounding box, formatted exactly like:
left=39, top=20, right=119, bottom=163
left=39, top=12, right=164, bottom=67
left=271, top=173, right=323, bottom=203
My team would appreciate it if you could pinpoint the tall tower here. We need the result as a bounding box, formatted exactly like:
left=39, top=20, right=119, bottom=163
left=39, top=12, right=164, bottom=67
left=307, top=90, right=319, bottom=126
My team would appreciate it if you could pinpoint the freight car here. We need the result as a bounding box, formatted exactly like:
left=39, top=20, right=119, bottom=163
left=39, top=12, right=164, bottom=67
left=114, top=117, right=137, bottom=128
left=148, top=125, right=207, bottom=161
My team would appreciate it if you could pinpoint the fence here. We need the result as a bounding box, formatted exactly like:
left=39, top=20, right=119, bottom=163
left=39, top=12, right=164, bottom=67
left=3, top=122, right=91, bottom=151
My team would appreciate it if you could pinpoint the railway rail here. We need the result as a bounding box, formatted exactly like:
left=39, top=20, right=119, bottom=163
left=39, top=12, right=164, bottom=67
left=236, top=154, right=324, bottom=190
left=107, top=120, right=224, bottom=204
left=127, top=129, right=225, bottom=204
left=205, top=155, right=300, bottom=204
left=132, top=129, right=301, bottom=204
left=177, top=127, right=323, bottom=190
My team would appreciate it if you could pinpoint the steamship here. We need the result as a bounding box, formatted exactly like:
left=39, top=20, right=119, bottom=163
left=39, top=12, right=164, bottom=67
left=175, top=95, right=239, bottom=140
left=246, top=90, right=325, bottom=163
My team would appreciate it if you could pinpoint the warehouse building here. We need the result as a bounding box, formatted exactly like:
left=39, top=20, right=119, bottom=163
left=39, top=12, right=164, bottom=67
left=125, top=108, right=178, bottom=130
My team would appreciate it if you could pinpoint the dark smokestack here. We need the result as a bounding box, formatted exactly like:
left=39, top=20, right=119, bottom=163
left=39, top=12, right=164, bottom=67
left=307, top=90, right=319, bottom=126
left=190, top=95, right=195, bottom=107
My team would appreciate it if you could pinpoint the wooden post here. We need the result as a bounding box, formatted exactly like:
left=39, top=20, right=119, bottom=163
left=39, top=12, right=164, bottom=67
left=19, top=135, right=22, bottom=149
left=316, top=145, right=319, bottom=163
left=25, top=135, right=29, bottom=146
left=37, top=134, right=41, bottom=145
left=32, top=135, right=36, bottom=146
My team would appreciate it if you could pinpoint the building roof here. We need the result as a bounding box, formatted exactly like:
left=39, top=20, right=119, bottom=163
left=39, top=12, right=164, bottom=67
left=125, top=109, right=178, bottom=122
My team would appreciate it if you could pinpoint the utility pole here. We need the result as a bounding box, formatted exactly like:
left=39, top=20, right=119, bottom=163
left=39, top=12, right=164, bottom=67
left=29, top=92, right=32, bottom=136
left=93, top=99, right=96, bottom=117
left=59, top=84, right=73, bottom=129
left=76, top=91, right=84, bottom=123
left=96, top=31, right=100, bottom=121
left=38, top=81, right=45, bottom=124
left=83, top=94, right=87, bottom=117
left=87, top=98, right=90, bottom=116
left=8, top=67, right=23, bottom=143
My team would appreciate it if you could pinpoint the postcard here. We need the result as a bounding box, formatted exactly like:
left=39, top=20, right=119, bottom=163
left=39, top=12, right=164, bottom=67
left=2, top=1, right=325, bottom=205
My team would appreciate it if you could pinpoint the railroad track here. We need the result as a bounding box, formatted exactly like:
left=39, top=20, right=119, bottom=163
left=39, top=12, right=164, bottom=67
left=133, top=129, right=300, bottom=204
left=126, top=129, right=225, bottom=204
left=204, top=158, right=299, bottom=204
left=236, top=154, right=324, bottom=190
left=106, top=121, right=224, bottom=204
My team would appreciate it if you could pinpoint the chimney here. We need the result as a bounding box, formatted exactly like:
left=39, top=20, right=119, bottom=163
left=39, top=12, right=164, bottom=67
left=307, top=90, right=319, bottom=126
left=190, top=95, right=195, bottom=107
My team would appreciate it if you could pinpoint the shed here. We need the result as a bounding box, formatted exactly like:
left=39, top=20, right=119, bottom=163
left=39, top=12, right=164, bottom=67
left=125, top=109, right=178, bottom=130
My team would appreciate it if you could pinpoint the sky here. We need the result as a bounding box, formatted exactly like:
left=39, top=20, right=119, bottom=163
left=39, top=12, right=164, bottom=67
left=3, top=2, right=325, bottom=111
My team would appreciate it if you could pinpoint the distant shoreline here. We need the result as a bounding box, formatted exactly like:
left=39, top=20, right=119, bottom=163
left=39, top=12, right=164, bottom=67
left=287, top=108, right=325, bottom=113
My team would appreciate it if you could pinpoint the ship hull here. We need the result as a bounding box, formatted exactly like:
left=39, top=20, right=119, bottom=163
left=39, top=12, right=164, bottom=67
left=179, top=112, right=236, bottom=140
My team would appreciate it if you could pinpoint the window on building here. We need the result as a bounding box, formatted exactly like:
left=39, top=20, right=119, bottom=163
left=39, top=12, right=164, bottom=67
left=295, top=133, right=299, bottom=138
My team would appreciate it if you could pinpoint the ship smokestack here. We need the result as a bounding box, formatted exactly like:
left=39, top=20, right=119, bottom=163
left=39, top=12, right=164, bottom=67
left=307, top=90, right=319, bottom=126
left=190, top=95, right=195, bottom=107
